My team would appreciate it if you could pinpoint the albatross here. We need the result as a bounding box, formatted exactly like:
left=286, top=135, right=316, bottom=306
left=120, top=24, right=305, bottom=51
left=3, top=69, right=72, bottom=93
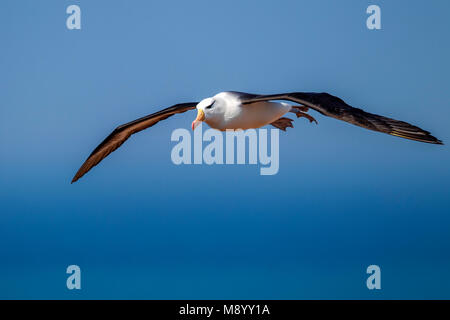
left=71, top=91, right=442, bottom=183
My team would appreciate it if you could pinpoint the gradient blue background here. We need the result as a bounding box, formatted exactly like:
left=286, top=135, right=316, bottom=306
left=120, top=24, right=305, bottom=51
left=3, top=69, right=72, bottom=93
left=1, top=0, right=449, bottom=299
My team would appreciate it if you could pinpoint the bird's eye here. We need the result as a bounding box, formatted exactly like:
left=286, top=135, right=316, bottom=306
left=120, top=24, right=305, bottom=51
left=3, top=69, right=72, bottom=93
left=205, top=102, right=214, bottom=109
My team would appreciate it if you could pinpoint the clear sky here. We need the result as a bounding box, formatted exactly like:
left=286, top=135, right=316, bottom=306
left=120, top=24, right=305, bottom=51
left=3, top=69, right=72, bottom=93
left=1, top=0, right=449, bottom=299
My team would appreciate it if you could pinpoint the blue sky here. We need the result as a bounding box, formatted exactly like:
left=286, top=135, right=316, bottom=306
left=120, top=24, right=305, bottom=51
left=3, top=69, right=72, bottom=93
left=1, top=0, right=449, bottom=299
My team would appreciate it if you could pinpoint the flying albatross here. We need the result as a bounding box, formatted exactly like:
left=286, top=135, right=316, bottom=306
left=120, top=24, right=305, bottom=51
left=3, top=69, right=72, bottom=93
left=71, top=91, right=442, bottom=183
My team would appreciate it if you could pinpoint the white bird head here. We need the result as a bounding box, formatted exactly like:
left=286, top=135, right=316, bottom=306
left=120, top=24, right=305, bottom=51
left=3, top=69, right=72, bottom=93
left=192, top=97, right=216, bottom=130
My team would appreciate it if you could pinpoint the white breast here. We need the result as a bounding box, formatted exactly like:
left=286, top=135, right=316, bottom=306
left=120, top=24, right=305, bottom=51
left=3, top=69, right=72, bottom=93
left=206, top=92, right=291, bottom=130
left=226, top=101, right=291, bottom=130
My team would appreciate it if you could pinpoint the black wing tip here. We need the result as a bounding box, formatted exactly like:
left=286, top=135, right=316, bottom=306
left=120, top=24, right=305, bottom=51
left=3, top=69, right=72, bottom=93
left=416, top=134, right=443, bottom=145
left=390, top=131, right=444, bottom=145
left=71, top=165, right=89, bottom=184
left=426, top=139, right=444, bottom=145
left=429, top=135, right=444, bottom=145
left=71, top=173, right=81, bottom=184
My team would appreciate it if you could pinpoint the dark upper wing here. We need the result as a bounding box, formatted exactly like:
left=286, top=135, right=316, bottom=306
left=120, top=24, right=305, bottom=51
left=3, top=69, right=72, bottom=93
left=241, top=92, right=442, bottom=144
left=71, top=102, right=197, bottom=183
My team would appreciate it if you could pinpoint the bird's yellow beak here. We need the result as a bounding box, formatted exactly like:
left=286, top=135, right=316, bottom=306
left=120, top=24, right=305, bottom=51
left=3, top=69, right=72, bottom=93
left=191, top=109, right=205, bottom=130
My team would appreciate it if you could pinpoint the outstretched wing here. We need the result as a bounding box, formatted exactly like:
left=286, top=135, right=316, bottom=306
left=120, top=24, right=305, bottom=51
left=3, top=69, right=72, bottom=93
left=71, top=102, right=198, bottom=183
left=241, top=92, right=442, bottom=144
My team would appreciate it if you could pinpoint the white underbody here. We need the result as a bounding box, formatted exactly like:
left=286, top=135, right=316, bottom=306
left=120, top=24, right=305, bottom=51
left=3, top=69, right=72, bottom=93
left=199, top=92, right=292, bottom=131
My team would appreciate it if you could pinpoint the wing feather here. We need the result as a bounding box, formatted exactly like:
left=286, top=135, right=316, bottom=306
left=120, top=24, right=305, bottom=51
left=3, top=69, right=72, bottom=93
left=241, top=92, right=442, bottom=144
left=71, top=102, right=197, bottom=183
